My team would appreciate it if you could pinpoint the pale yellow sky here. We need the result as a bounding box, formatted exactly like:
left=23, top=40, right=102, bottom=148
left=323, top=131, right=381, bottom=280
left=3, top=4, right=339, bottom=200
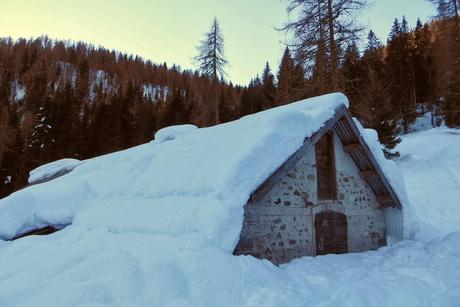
left=0, top=0, right=434, bottom=85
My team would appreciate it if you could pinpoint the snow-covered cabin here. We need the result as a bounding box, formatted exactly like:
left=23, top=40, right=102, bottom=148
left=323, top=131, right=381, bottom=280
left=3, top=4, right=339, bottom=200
left=234, top=101, right=403, bottom=264
left=0, top=93, right=405, bottom=266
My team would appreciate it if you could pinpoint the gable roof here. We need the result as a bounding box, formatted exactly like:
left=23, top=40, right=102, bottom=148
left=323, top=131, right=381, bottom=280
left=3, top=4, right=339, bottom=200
left=251, top=104, right=402, bottom=209
left=0, top=93, right=405, bottom=243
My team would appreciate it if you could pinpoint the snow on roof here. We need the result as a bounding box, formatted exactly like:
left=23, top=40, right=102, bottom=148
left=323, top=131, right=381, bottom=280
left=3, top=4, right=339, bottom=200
left=0, top=92, right=408, bottom=245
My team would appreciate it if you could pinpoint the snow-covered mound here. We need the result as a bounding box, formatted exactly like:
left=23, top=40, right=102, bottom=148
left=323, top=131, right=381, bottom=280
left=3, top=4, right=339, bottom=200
left=28, top=158, right=81, bottom=184
left=153, top=124, right=198, bottom=143
left=0, top=94, right=458, bottom=307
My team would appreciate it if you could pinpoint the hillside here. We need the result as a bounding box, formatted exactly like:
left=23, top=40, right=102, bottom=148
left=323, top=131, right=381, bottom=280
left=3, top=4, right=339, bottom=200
left=0, top=36, right=243, bottom=198
left=0, top=96, right=458, bottom=307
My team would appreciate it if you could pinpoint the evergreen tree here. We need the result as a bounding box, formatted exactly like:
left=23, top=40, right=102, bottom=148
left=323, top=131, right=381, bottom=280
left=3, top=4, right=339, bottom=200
left=365, top=30, right=381, bottom=52
left=386, top=17, right=417, bottom=133
left=261, top=62, right=276, bottom=109
left=345, top=30, right=401, bottom=154
left=342, top=41, right=363, bottom=110
left=277, top=48, right=294, bottom=105
left=276, top=47, right=306, bottom=104
left=411, top=20, right=436, bottom=114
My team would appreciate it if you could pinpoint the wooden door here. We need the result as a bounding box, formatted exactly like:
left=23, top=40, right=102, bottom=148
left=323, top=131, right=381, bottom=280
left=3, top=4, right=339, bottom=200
left=315, top=211, right=348, bottom=255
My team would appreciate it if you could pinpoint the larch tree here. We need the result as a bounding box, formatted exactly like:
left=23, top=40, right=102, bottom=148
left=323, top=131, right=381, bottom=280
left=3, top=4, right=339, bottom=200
left=428, top=0, right=459, bottom=22
left=194, top=17, right=228, bottom=124
left=279, top=0, right=368, bottom=92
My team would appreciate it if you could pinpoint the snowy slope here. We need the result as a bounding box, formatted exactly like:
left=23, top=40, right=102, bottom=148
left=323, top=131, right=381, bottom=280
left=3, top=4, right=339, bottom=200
left=0, top=96, right=458, bottom=306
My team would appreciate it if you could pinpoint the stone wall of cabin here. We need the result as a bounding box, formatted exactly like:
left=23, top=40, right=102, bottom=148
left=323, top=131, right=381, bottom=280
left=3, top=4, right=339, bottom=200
left=235, top=130, right=386, bottom=264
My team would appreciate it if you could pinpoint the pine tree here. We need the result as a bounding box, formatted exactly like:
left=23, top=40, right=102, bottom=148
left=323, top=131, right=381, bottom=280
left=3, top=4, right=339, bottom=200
left=411, top=20, right=435, bottom=114
left=342, top=41, right=363, bottom=109
left=276, top=47, right=306, bottom=104
left=347, top=29, right=401, bottom=154
left=386, top=17, right=417, bottom=133
left=261, top=62, right=276, bottom=109
left=366, top=30, right=381, bottom=52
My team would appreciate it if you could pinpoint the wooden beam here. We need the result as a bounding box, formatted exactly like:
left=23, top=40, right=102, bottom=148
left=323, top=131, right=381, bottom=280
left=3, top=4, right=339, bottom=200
left=361, top=170, right=378, bottom=178
left=341, top=111, right=402, bottom=209
left=343, top=143, right=362, bottom=153
left=377, top=195, right=395, bottom=207
left=250, top=105, right=349, bottom=203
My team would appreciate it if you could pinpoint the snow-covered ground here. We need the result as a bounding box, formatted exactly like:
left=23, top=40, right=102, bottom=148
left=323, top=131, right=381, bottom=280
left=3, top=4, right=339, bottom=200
left=0, top=97, right=459, bottom=306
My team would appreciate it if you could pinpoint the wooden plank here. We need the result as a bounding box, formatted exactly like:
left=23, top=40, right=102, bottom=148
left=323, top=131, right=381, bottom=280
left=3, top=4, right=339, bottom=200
left=340, top=112, right=402, bottom=209
left=377, top=195, right=395, bottom=206
left=250, top=105, right=348, bottom=203
left=250, top=103, right=402, bottom=210
left=343, top=143, right=362, bottom=153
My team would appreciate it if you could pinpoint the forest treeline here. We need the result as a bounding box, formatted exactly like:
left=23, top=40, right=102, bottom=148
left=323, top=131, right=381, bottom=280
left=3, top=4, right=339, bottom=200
left=0, top=1, right=459, bottom=198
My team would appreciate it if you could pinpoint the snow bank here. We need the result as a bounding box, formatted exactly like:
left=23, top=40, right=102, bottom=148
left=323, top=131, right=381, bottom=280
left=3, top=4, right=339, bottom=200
left=28, top=158, right=81, bottom=184
left=396, top=127, right=460, bottom=239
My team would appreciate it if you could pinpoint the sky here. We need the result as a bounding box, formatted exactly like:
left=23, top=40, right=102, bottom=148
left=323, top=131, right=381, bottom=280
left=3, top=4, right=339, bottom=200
left=0, top=0, right=435, bottom=85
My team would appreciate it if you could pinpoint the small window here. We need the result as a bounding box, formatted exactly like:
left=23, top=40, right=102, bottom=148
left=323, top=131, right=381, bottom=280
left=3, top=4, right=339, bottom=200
left=315, top=132, right=337, bottom=200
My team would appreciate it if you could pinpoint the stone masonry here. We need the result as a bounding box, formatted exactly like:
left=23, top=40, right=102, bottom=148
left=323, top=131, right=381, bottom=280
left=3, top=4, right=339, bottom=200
left=234, top=130, right=386, bottom=264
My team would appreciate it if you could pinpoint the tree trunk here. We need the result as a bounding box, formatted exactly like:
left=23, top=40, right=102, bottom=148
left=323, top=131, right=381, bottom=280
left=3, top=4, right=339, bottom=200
left=327, top=0, right=339, bottom=90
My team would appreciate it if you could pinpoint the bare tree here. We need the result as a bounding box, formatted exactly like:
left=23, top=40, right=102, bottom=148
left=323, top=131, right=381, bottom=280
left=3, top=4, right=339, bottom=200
left=429, top=0, right=459, bottom=20
left=279, top=0, right=367, bottom=92
left=194, top=18, right=228, bottom=82
left=194, top=17, right=228, bottom=124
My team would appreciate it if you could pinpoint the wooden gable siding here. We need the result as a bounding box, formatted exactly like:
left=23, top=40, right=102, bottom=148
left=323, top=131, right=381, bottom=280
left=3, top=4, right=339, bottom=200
left=250, top=105, right=402, bottom=209
left=315, top=132, right=337, bottom=200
